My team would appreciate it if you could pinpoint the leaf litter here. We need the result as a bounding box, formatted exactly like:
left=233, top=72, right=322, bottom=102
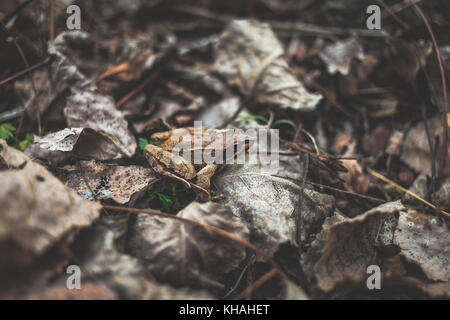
left=0, top=0, right=449, bottom=300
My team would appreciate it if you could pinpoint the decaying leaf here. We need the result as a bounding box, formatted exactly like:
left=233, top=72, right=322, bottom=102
left=62, top=160, right=159, bottom=204
left=26, top=128, right=130, bottom=163
left=214, top=20, right=322, bottom=111
left=196, top=97, right=241, bottom=129
left=14, top=31, right=103, bottom=119
left=302, top=199, right=450, bottom=296
left=394, top=210, right=449, bottom=282
left=318, top=37, right=365, bottom=75
left=313, top=201, right=403, bottom=292
left=215, top=128, right=335, bottom=256
left=0, top=139, right=101, bottom=267
left=64, top=89, right=137, bottom=157
left=401, top=115, right=450, bottom=176
left=68, top=217, right=213, bottom=299
left=127, top=201, right=249, bottom=291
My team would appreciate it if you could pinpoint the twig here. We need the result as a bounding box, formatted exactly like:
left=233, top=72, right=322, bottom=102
left=412, top=4, right=448, bottom=181
left=1, top=0, right=36, bottom=25
left=235, top=269, right=278, bottom=300
left=49, top=0, right=55, bottom=41
left=307, top=181, right=386, bottom=203
left=115, top=48, right=177, bottom=108
left=367, top=168, right=450, bottom=218
left=376, top=0, right=410, bottom=30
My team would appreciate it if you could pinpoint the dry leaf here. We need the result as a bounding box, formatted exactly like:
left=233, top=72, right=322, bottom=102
left=69, top=217, right=213, bottom=299
left=27, top=128, right=131, bottom=163
left=64, top=89, right=137, bottom=157
left=401, top=115, right=450, bottom=176
left=62, top=160, right=159, bottom=203
left=214, top=20, right=322, bottom=111
left=313, top=201, right=404, bottom=292
left=318, top=37, right=365, bottom=76
left=215, top=128, right=335, bottom=256
left=127, top=201, right=249, bottom=291
left=0, top=139, right=101, bottom=268
left=394, top=210, right=449, bottom=282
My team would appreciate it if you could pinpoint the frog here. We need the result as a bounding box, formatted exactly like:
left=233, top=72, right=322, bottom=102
left=144, top=127, right=250, bottom=201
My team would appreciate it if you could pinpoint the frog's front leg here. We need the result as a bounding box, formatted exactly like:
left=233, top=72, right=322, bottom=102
left=195, top=164, right=218, bottom=190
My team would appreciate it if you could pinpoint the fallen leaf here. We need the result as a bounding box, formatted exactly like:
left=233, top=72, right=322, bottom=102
left=313, top=201, right=403, bottom=292
left=64, top=89, right=137, bottom=157
left=318, top=37, right=365, bottom=76
left=214, top=20, right=322, bottom=111
left=215, top=127, right=335, bottom=256
left=127, top=201, right=249, bottom=291
left=62, top=160, right=160, bottom=204
left=69, top=216, right=213, bottom=299
left=401, top=115, right=450, bottom=176
left=26, top=128, right=131, bottom=163
left=394, top=210, right=449, bottom=282
left=0, top=139, right=101, bottom=268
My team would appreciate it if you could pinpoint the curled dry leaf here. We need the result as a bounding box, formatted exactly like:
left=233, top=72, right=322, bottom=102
left=318, top=37, right=365, bottom=76
left=26, top=128, right=131, bottom=164
left=196, top=97, right=241, bottom=129
left=302, top=200, right=450, bottom=295
left=401, top=115, right=450, bottom=176
left=394, top=210, right=449, bottom=282
left=0, top=139, right=101, bottom=268
left=64, top=89, right=137, bottom=157
left=14, top=31, right=102, bottom=119
left=312, top=201, right=403, bottom=292
left=215, top=129, right=335, bottom=257
left=214, top=20, right=322, bottom=111
left=69, top=217, right=212, bottom=299
left=62, top=160, right=160, bottom=204
left=336, top=138, right=370, bottom=194
left=127, top=201, right=249, bottom=291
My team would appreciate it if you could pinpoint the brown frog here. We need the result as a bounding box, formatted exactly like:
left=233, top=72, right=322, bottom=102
left=144, top=127, right=250, bottom=201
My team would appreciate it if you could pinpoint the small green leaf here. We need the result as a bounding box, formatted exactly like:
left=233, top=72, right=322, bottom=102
left=18, top=133, right=34, bottom=151
left=237, top=114, right=269, bottom=124
left=271, top=119, right=296, bottom=129
left=138, top=137, right=149, bottom=150
left=0, top=123, right=16, bottom=140
left=157, top=193, right=173, bottom=205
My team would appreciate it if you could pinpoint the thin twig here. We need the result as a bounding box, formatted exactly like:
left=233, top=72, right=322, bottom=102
left=367, top=168, right=450, bottom=218
left=376, top=0, right=410, bottom=30
left=412, top=4, right=448, bottom=180
left=1, top=0, right=36, bottom=25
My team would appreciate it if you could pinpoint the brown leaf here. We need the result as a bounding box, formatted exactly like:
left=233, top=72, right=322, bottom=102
left=127, top=201, right=249, bottom=291
left=26, top=128, right=131, bottom=164
left=401, top=115, right=450, bottom=176
left=216, top=127, right=335, bottom=256
left=0, top=139, right=101, bottom=268
left=64, top=89, right=137, bottom=157
left=313, top=201, right=403, bottom=292
left=318, top=37, right=365, bottom=76
left=214, top=20, right=322, bottom=111
left=62, top=160, right=159, bottom=204
left=68, top=218, right=213, bottom=299
left=394, top=210, right=449, bottom=282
